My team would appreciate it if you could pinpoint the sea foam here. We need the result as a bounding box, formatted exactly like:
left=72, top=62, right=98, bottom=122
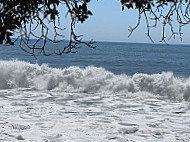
left=0, top=60, right=189, bottom=100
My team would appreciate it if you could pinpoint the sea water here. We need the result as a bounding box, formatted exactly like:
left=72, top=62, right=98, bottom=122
left=0, top=41, right=190, bottom=142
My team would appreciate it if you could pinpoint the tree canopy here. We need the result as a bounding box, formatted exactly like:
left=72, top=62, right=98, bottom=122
left=0, top=0, right=190, bottom=58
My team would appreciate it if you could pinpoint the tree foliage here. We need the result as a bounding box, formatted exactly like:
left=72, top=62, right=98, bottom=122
left=0, top=0, right=190, bottom=57
left=0, top=0, right=95, bottom=58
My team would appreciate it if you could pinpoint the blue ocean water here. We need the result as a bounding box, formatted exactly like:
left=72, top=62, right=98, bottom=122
left=0, top=41, right=190, bottom=142
left=1, top=41, right=190, bottom=77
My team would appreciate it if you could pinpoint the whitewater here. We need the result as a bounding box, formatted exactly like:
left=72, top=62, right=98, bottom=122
left=0, top=60, right=190, bottom=142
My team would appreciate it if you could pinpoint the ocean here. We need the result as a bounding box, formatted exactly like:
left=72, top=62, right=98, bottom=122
left=0, top=41, right=190, bottom=142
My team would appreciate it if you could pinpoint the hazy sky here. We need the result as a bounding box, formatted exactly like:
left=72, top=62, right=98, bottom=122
left=70, top=0, right=190, bottom=44
left=31, top=0, right=190, bottom=44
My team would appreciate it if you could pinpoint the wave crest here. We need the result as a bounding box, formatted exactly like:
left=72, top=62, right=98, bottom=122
left=0, top=60, right=190, bottom=100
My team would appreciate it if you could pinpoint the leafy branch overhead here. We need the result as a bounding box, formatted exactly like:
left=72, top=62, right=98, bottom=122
left=0, top=0, right=190, bottom=57
left=0, top=0, right=95, bottom=58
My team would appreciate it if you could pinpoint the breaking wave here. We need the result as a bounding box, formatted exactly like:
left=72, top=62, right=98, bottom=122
left=0, top=60, right=190, bottom=100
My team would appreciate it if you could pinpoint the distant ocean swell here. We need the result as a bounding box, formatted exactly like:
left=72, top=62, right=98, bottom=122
left=0, top=60, right=190, bottom=101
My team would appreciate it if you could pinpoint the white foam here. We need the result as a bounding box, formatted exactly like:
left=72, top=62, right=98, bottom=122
left=0, top=60, right=190, bottom=100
